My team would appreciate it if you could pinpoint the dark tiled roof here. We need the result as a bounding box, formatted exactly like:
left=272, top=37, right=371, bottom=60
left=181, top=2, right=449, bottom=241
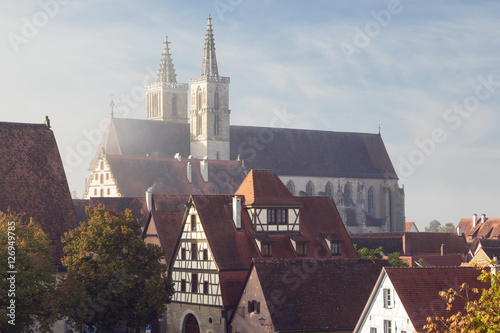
left=254, top=258, right=388, bottom=331
left=411, top=254, right=466, bottom=267
left=105, top=155, right=245, bottom=197
left=235, top=169, right=301, bottom=206
left=386, top=267, right=487, bottom=331
left=0, top=122, right=77, bottom=263
left=350, top=233, right=405, bottom=255
left=219, top=270, right=249, bottom=308
left=230, top=126, right=398, bottom=179
left=151, top=194, right=190, bottom=212
left=95, top=119, right=398, bottom=180
left=470, top=238, right=500, bottom=259
left=403, top=232, right=468, bottom=255
left=146, top=210, right=184, bottom=265
left=73, top=197, right=148, bottom=226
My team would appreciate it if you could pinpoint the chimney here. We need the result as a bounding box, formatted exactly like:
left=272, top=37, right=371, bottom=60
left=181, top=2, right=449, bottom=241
left=187, top=162, right=192, bottom=183
left=174, top=153, right=181, bottom=163
left=200, top=159, right=208, bottom=183
left=441, top=244, right=447, bottom=256
left=473, top=214, right=478, bottom=227
left=146, top=189, right=153, bottom=211
left=457, top=227, right=462, bottom=237
left=233, top=196, right=241, bottom=230
left=481, top=214, right=486, bottom=224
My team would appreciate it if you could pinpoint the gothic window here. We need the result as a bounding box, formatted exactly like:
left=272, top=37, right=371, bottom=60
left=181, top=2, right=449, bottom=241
left=325, top=182, right=333, bottom=197
left=197, top=114, right=202, bottom=136
left=286, top=180, right=295, bottom=195
left=216, top=151, right=220, bottom=160
left=344, top=183, right=352, bottom=207
left=368, top=187, right=374, bottom=215
left=214, top=88, right=219, bottom=110
left=388, top=190, right=393, bottom=231
left=172, top=94, right=177, bottom=116
left=214, top=114, right=220, bottom=136
left=196, top=87, right=202, bottom=110
left=306, top=181, right=314, bottom=196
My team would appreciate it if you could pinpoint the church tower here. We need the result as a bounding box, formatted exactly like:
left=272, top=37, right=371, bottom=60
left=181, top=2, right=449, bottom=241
left=190, top=16, right=231, bottom=160
left=146, top=35, right=188, bottom=122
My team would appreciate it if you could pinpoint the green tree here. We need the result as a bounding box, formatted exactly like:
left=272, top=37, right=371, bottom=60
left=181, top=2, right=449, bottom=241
left=387, top=252, right=409, bottom=267
left=354, top=245, right=383, bottom=259
left=439, top=222, right=455, bottom=233
left=423, top=262, right=500, bottom=332
left=425, top=220, right=442, bottom=232
left=0, top=211, right=58, bottom=332
left=60, top=206, right=174, bottom=332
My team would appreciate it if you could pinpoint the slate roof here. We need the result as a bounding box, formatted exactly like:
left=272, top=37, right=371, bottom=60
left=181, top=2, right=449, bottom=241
left=73, top=197, right=148, bottom=226
left=252, top=258, right=388, bottom=331
left=95, top=118, right=398, bottom=180
left=105, top=155, right=246, bottom=197
left=386, top=267, right=487, bottom=331
left=456, top=217, right=500, bottom=243
left=0, top=122, right=77, bottom=264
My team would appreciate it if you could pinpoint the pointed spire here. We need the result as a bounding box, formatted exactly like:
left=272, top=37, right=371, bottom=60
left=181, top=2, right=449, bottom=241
left=157, top=35, right=177, bottom=83
left=110, top=94, right=115, bottom=118
left=201, top=15, right=219, bottom=77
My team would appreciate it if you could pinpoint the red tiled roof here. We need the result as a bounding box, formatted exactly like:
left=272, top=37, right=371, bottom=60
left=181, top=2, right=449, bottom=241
left=408, top=253, right=466, bottom=267
left=405, top=221, right=418, bottom=232
left=230, top=126, right=398, bottom=179
left=73, top=197, right=148, bottom=226
left=470, top=238, right=500, bottom=259
left=105, top=155, right=245, bottom=197
left=457, top=217, right=500, bottom=242
left=235, top=169, right=301, bottom=206
left=403, top=232, right=468, bottom=255
left=147, top=210, right=184, bottom=265
left=219, top=270, right=249, bottom=307
left=253, top=258, right=388, bottom=331
left=0, top=122, right=77, bottom=264
left=386, top=267, right=487, bottom=331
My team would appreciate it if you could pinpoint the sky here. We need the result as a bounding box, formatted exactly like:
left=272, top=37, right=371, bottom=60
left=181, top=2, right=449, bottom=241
left=1, top=0, right=499, bottom=231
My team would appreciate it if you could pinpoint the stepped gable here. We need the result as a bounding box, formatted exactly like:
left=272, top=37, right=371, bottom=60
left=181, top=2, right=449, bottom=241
left=235, top=169, right=301, bottom=206
left=386, top=266, right=487, bottom=331
left=253, top=258, right=388, bottom=331
left=230, top=126, right=398, bottom=179
left=0, top=121, right=77, bottom=264
left=106, top=155, right=245, bottom=196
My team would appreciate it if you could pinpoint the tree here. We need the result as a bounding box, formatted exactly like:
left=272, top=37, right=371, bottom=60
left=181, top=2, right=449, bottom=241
left=354, top=245, right=408, bottom=267
left=0, top=211, right=58, bottom=332
left=424, top=220, right=456, bottom=233
left=423, top=262, right=500, bottom=332
left=60, top=206, right=174, bottom=332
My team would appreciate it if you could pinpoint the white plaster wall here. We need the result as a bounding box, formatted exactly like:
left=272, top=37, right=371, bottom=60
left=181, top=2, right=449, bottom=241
left=83, top=156, right=121, bottom=199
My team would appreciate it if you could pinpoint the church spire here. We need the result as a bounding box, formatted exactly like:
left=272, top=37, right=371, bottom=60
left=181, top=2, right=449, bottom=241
left=157, top=35, right=177, bottom=83
left=201, top=15, right=219, bottom=77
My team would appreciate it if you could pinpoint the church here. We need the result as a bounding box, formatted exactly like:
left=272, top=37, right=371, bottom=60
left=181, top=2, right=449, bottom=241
left=83, top=16, right=405, bottom=234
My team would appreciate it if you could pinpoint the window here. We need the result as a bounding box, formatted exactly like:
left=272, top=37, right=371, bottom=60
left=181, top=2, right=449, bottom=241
left=286, top=180, right=295, bottom=195
left=181, top=248, right=186, bottom=260
left=196, top=87, right=202, bottom=110
left=181, top=279, right=186, bottom=292
left=383, top=288, right=392, bottom=308
left=94, top=189, right=97, bottom=196
left=100, top=189, right=104, bottom=197
left=214, top=88, right=219, bottom=110
left=267, top=209, right=288, bottom=225
left=107, top=188, right=110, bottom=195
left=191, top=274, right=198, bottom=293
left=95, top=174, right=98, bottom=180
left=344, top=183, right=352, bottom=206
left=384, top=320, right=392, bottom=333
left=100, top=174, right=104, bottom=184
left=370, top=328, right=377, bottom=333
left=100, top=161, right=104, bottom=170
left=325, top=182, right=333, bottom=197
left=203, top=249, right=208, bottom=261
left=214, top=114, right=220, bottom=136
left=247, top=300, right=260, bottom=314
left=306, top=181, right=314, bottom=196
left=190, top=215, right=197, bottom=231
left=106, top=173, right=109, bottom=180
left=191, top=243, right=197, bottom=260
left=296, top=243, right=306, bottom=256
left=203, top=281, right=209, bottom=294
left=172, top=94, right=177, bottom=116
left=368, top=187, right=374, bottom=215
left=330, top=242, right=341, bottom=255
left=197, top=114, right=202, bottom=136
left=261, top=243, right=272, bottom=257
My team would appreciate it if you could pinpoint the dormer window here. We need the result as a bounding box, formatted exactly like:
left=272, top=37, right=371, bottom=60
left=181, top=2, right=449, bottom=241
left=322, top=233, right=345, bottom=256
left=252, top=234, right=274, bottom=257
left=288, top=234, right=309, bottom=257
left=267, top=209, right=288, bottom=225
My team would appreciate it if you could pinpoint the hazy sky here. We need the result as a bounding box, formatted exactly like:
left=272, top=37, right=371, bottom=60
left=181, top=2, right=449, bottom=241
left=1, top=0, right=499, bottom=231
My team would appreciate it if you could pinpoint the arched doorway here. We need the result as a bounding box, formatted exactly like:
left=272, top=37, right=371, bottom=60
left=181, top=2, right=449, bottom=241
left=183, top=314, right=200, bottom=333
